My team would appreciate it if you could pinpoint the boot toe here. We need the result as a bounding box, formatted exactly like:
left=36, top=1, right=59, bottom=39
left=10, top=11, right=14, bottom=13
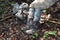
left=25, top=29, right=35, bottom=34
left=25, top=29, right=40, bottom=34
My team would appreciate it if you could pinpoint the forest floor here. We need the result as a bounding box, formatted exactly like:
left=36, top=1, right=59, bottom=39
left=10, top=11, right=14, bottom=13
left=0, top=1, right=60, bottom=40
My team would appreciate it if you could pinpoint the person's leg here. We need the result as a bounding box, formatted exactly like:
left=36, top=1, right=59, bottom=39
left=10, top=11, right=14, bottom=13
left=15, top=10, right=24, bottom=20
left=33, top=8, right=41, bottom=21
left=33, top=8, right=41, bottom=31
left=25, top=8, right=42, bottom=34
left=27, top=7, right=34, bottom=26
left=21, top=8, right=35, bottom=31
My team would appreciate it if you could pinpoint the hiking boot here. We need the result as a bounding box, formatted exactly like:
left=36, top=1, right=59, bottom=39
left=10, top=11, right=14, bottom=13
left=21, top=18, right=33, bottom=31
left=22, top=21, right=40, bottom=34
left=25, top=28, right=39, bottom=34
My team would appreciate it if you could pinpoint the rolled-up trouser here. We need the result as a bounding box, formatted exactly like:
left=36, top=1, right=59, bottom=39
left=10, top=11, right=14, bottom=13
left=28, top=7, right=41, bottom=22
left=15, top=8, right=27, bottom=20
left=15, top=9, right=24, bottom=20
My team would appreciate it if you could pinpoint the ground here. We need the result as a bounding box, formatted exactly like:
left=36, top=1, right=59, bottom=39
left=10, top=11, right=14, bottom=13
left=0, top=0, right=60, bottom=40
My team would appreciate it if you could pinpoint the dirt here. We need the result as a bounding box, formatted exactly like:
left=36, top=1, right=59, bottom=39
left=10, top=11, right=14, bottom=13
left=0, top=1, right=60, bottom=40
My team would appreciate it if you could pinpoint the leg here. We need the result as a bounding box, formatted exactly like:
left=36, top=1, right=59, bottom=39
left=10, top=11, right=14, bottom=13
left=27, top=7, right=35, bottom=26
left=21, top=8, right=35, bottom=34
left=26, top=8, right=42, bottom=34
left=21, top=8, right=42, bottom=34
left=15, top=10, right=24, bottom=20
left=33, top=8, right=42, bottom=31
left=15, top=8, right=27, bottom=23
left=33, top=8, right=41, bottom=21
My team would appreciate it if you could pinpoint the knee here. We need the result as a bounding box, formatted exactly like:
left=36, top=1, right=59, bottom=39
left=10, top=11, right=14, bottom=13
left=28, top=8, right=34, bottom=18
left=28, top=15, right=33, bottom=19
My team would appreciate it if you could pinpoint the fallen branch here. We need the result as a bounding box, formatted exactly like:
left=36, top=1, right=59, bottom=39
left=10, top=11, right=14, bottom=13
left=48, top=20, right=60, bottom=24
left=50, top=18, right=60, bottom=21
left=45, top=23, right=50, bottom=27
left=0, top=15, right=13, bottom=22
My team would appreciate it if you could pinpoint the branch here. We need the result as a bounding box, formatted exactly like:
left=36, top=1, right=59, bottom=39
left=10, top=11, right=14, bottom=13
left=48, top=20, right=60, bottom=24
left=0, top=15, right=13, bottom=22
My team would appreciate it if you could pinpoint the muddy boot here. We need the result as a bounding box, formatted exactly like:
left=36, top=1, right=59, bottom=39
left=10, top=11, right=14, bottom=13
left=24, top=21, right=40, bottom=34
left=33, top=21, right=40, bottom=31
left=21, top=18, right=33, bottom=31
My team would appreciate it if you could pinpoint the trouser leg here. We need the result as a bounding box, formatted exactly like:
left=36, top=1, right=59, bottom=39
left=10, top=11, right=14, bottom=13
left=33, top=8, right=41, bottom=22
left=27, top=8, right=35, bottom=27
left=25, top=8, right=42, bottom=34
left=15, top=8, right=24, bottom=20
left=21, top=8, right=35, bottom=30
left=33, top=8, right=42, bottom=29
left=21, top=8, right=42, bottom=34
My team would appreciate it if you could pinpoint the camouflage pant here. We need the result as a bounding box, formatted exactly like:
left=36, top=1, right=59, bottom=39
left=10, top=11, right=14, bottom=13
left=28, top=7, right=41, bottom=21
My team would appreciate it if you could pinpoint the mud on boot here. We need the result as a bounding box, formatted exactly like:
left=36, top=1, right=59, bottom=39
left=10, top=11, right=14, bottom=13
left=22, top=21, right=40, bottom=35
left=21, top=18, right=34, bottom=34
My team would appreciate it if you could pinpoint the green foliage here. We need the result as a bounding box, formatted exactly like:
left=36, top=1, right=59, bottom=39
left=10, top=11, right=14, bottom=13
left=32, top=32, right=38, bottom=39
left=0, top=0, right=16, bottom=13
left=0, top=2, right=7, bottom=13
left=44, top=32, right=48, bottom=38
left=44, top=31, right=57, bottom=38
left=57, top=13, right=60, bottom=17
left=48, top=31, right=57, bottom=35
left=9, top=1, right=16, bottom=4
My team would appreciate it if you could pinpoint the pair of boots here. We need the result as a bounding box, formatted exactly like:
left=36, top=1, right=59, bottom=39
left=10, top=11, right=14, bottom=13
left=21, top=18, right=40, bottom=34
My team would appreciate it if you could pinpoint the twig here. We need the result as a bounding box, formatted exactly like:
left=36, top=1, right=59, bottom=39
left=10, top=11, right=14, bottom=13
left=45, top=23, right=50, bottom=27
left=48, top=20, right=60, bottom=24
left=0, top=15, right=13, bottom=22
left=50, top=18, right=60, bottom=21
